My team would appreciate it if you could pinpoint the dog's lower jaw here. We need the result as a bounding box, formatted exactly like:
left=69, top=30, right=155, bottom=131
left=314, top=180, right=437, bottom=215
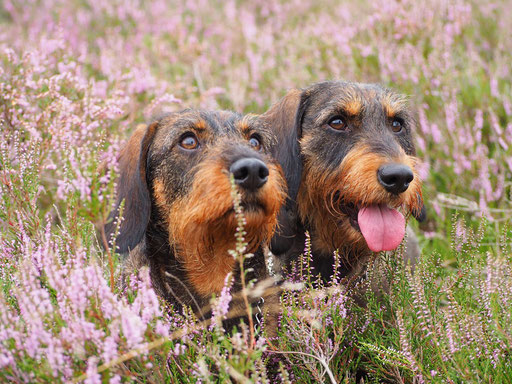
left=300, top=213, right=372, bottom=281
left=307, top=211, right=365, bottom=253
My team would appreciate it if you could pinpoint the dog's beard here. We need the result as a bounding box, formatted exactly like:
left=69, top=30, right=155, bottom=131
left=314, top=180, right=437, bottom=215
left=167, top=160, right=286, bottom=296
left=298, top=147, right=422, bottom=256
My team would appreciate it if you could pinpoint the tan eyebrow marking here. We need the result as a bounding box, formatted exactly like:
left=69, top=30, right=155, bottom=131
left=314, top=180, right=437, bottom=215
left=194, top=119, right=207, bottom=130
left=236, top=115, right=256, bottom=136
left=316, top=93, right=365, bottom=125
left=335, top=91, right=363, bottom=116
left=343, top=98, right=363, bottom=116
left=382, top=93, right=408, bottom=118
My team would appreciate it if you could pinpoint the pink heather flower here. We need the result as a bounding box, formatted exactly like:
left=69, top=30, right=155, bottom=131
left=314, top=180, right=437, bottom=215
left=83, top=357, right=101, bottom=384
left=396, top=312, right=424, bottom=383
left=455, top=219, right=467, bottom=243
left=416, top=161, right=430, bottom=181
left=203, top=87, right=225, bottom=97
left=92, top=80, right=108, bottom=99
left=143, top=93, right=181, bottom=118
left=430, top=123, right=441, bottom=144
left=230, top=332, right=244, bottom=351
left=490, top=111, right=503, bottom=136
left=130, top=268, right=162, bottom=323
left=102, top=335, right=119, bottom=363
left=210, top=272, right=234, bottom=330
left=474, top=109, right=484, bottom=136
left=155, top=320, right=170, bottom=337
left=490, top=76, right=499, bottom=98
left=121, top=309, right=145, bottom=349
left=506, top=157, right=512, bottom=173
left=255, top=335, right=267, bottom=350
left=444, top=299, right=460, bottom=355
left=416, top=135, right=426, bottom=152
left=0, top=352, right=15, bottom=370
left=498, top=137, right=508, bottom=150
left=171, top=343, right=187, bottom=356
left=407, top=270, right=433, bottom=336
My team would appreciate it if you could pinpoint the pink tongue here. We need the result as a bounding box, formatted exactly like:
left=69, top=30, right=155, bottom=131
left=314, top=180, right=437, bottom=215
left=357, top=205, right=405, bottom=252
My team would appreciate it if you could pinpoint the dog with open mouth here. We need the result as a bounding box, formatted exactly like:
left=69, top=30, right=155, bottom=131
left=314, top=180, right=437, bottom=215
left=260, top=81, right=424, bottom=280
left=104, top=109, right=286, bottom=328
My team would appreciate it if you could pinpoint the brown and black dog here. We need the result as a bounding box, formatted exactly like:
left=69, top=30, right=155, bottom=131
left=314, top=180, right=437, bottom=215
left=259, top=81, right=424, bottom=281
left=104, top=110, right=286, bottom=327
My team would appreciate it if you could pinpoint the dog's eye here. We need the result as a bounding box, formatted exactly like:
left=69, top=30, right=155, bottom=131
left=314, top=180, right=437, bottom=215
left=179, top=134, right=199, bottom=150
left=391, top=118, right=403, bottom=132
left=249, top=136, right=262, bottom=151
left=328, top=116, right=347, bottom=131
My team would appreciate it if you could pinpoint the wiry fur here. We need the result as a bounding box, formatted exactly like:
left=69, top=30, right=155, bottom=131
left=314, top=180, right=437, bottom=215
left=168, top=157, right=284, bottom=296
left=298, top=144, right=422, bottom=257
left=104, top=110, right=286, bottom=327
left=259, top=81, right=424, bottom=281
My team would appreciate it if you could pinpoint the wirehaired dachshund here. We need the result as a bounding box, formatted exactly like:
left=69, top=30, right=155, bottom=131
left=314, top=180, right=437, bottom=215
left=104, top=109, right=286, bottom=328
left=259, top=81, right=425, bottom=281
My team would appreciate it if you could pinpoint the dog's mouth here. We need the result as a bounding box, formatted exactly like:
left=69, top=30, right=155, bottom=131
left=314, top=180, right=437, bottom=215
left=338, top=200, right=406, bottom=253
left=338, top=202, right=360, bottom=230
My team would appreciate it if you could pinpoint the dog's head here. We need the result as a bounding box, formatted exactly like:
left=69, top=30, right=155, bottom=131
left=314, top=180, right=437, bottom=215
left=105, top=110, right=286, bottom=295
left=261, top=81, right=423, bottom=256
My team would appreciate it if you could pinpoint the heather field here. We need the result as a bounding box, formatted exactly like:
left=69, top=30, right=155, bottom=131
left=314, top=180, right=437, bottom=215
left=1, top=0, right=512, bottom=382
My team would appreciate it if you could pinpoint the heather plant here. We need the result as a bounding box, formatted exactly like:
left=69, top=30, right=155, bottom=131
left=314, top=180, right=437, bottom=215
left=2, top=0, right=511, bottom=220
left=357, top=218, right=512, bottom=383
left=1, top=0, right=512, bottom=382
left=269, top=246, right=356, bottom=383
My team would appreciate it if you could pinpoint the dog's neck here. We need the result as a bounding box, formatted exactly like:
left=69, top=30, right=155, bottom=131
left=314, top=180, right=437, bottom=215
left=275, top=210, right=371, bottom=282
left=141, top=216, right=269, bottom=318
left=141, top=220, right=208, bottom=312
left=306, top=223, right=372, bottom=281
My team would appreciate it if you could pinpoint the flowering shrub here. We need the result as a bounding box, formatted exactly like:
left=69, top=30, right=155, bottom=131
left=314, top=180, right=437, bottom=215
left=359, top=218, right=512, bottom=382
left=1, top=0, right=511, bottom=382
left=2, top=0, right=512, bottom=212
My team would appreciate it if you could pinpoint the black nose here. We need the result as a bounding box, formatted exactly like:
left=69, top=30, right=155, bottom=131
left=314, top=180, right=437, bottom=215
left=377, top=163, right=414, bottom=194
left=229, top=158, right=269, bottom=191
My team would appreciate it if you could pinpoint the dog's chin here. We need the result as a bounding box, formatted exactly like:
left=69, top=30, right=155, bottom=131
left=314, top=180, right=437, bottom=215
left=241, top=200, right=266, bottom=213
left=225, top=198, right=276, bottom=231
left=220, top=199, right=265, bottom=219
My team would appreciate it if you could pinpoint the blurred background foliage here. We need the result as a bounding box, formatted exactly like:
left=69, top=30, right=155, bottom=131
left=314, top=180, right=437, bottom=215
left=1, top=0, right=511, bottom=382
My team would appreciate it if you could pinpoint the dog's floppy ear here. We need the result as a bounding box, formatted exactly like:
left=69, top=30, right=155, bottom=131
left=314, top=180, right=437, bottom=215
left=261, top=89, right=307, bottom=203
left=260, top=89, right=310, bottom=256
left=104, top=122, right=159, bottom=253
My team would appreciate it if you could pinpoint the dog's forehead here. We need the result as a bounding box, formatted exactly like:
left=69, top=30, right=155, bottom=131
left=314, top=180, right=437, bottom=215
left=309, top=82, right=408, bottom=120
left=158, top=109, right=240, bottom=132
left=150, top=110, right=256, bottom=149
